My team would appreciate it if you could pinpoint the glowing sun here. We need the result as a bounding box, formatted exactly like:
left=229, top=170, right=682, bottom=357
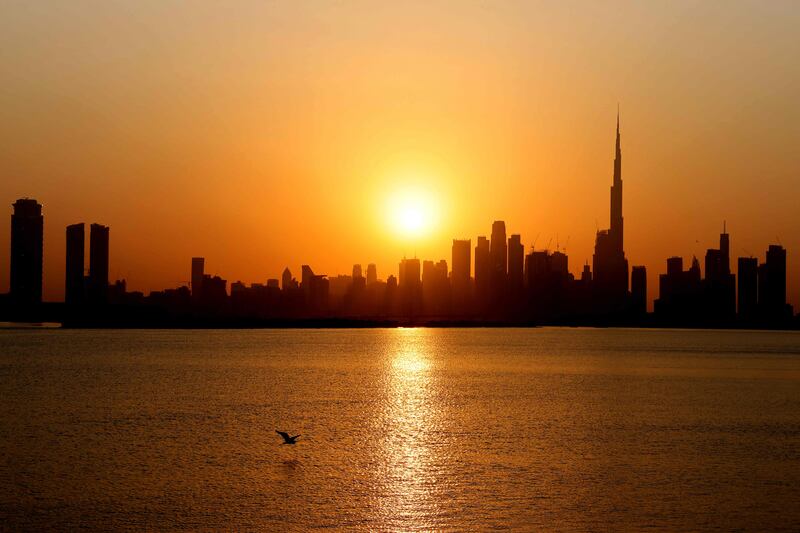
left=387, top=187, right=438, bottom=237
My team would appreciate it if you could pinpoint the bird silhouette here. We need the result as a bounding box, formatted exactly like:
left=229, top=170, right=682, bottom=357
left=276, top=430, right=301, bottom=444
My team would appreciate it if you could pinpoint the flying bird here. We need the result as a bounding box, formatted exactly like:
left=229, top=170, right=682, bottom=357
left=276, top=430, right=301, bottom=445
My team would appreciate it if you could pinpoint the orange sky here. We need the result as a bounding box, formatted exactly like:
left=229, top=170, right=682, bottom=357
left=1, top=1, right=799, bottom=309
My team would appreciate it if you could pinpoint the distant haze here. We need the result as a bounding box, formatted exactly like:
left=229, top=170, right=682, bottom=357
left=1, top=1, right=798, bottom=309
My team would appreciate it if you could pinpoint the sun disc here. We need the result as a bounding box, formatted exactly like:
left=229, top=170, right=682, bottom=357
left=389, top=191, right=435, bottom=236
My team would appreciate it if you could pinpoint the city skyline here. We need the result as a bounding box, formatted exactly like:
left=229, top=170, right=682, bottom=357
left=2, top=111, right=798, bottom=311
left=2, top=116, right=795, bottom=325
left=2, top=123, right=798, bottom=315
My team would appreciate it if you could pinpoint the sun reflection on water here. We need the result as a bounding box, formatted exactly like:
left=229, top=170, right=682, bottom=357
left=373, top=328, right=445, bottom=528
left=392, top=348, right=431, bottom=374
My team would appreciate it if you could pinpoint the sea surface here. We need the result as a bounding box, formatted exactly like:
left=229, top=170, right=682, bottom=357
left=1, top=327, right=799, bottom=531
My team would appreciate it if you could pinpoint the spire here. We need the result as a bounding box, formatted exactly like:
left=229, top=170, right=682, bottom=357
left=609, top=106, right=624, bottom=250
left=615, top=104, right=621, bottom=159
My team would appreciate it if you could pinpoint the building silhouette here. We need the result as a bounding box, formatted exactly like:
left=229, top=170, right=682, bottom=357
left=201, top=274, right=228, bottom=310
left=10, top=198, right=43, bottom=305
left=351, top=267, right=366, bottom=305
left=474, top=236, right=490, bottom=308
left=422, top=259, right=448, bottom=316
left=655, top=256, right=702, bottom=321
left=737, top=257, right=758, bottom=320
left=366, top=263, right=377, bottom=286
left=282, top=267, right=298, bottom=291
left=759, top=245, right=790, bottom=321
left=489, top=221, right=507, bottom=303
left=65, top=223, right=85, bottom=306
left=399, top=257, right=421, bottom=316
left=88, top=223, right=109, bottom=305
left=702, top=226, right=735, bottom=320
left=328, top=274, right=353, bottom=312
left=301, top=265, right=329, bottom=313
left=191, top=257, right=205, bottom=299
left=592, top=113, right=629, bottom=311
left=581, top=262, right=592, bottom=284
left=525, top=248, right=572, bottom=318
left=631, top=265, right=647, bottom=316
left=508, top=234, right=524, bottom=293
left=451, top=239, right=471, bottom=311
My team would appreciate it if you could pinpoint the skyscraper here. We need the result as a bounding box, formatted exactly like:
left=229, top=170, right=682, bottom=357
left=282, top=267, right=296, bottom=291
left=631, top=265, right=647, bottom=316
left=592, top=111, right=629, bottom=310
left=301, top=265, right=328, bottom=312
left=507, top=234, right=524, bottom=292
left=399, top=257, right=421, bottom=316
left=421, top=259, right=448, bottom=316
left=10, top=198, right=43, bottom=305
left=88, top=223, right=109, bottom=304
left=474, top=236, right=490, bottom=308
left=655, top=256, right=703, bottom=320
left=737, top=257, right=758, bottom=319
left=191, top=257, right=205, bottom=299
left=422, top=260, right=436, bottom=313
left=66, top=223, right=85, bottom=306
left=366, top=264, right=377, bottom=286
left=758, top=245, right=789, bottom=320
left=703, top=226, right=735, bottom=319
left=352, top=264, right=363, bottom=280
left=451, top=239, right=471, bottom=309
left=301, top=265, right=315, bottom=295
left=489, top=221, right=507, bottom=301
left=398, top=258, right=421, bottom=291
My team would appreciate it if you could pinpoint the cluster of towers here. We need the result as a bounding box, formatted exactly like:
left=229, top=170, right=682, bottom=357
left=66, top=222, right=110, bottom=307
left=2, top=115, right=795, bottom=326
left=6, top=199, right=111, bottom=309
left=655, top=231, right=791, bottom=325
left=379, top=113, right=635, bottom=320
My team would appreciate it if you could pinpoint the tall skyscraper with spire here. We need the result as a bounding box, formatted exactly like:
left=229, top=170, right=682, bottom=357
left=592, top=110, right=629, bottom=311
left=610, top=110, right=623, bottom=253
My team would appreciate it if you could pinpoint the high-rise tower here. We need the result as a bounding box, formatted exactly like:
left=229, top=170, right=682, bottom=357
left=66, top=223, right=85, bottom=306
left=507, top=234, right=524, bottom=292
left=10, top=198, right=44, bottom=305
left=88, top=223, right=109, bottom=304
left=191, top=257, right=205, bottom=298
left=474, top=236, right=490, bottom=308
left=489, top=221, right=507, bottom=302
left=451, top=239, right=471, bottom=310
left=609, top=110, right=623, bottom=253
left=592, top=110, right=629, bottom=311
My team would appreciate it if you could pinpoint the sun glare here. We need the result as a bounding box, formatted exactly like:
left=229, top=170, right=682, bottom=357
left=388, top=189, right=437, bottom=237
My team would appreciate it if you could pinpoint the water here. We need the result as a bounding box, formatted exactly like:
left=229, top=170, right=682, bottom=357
left=1, top=328, right=799, bottom=531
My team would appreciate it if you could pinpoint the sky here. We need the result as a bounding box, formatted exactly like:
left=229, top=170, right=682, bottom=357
left=1, top=0, right=798, bottom=309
